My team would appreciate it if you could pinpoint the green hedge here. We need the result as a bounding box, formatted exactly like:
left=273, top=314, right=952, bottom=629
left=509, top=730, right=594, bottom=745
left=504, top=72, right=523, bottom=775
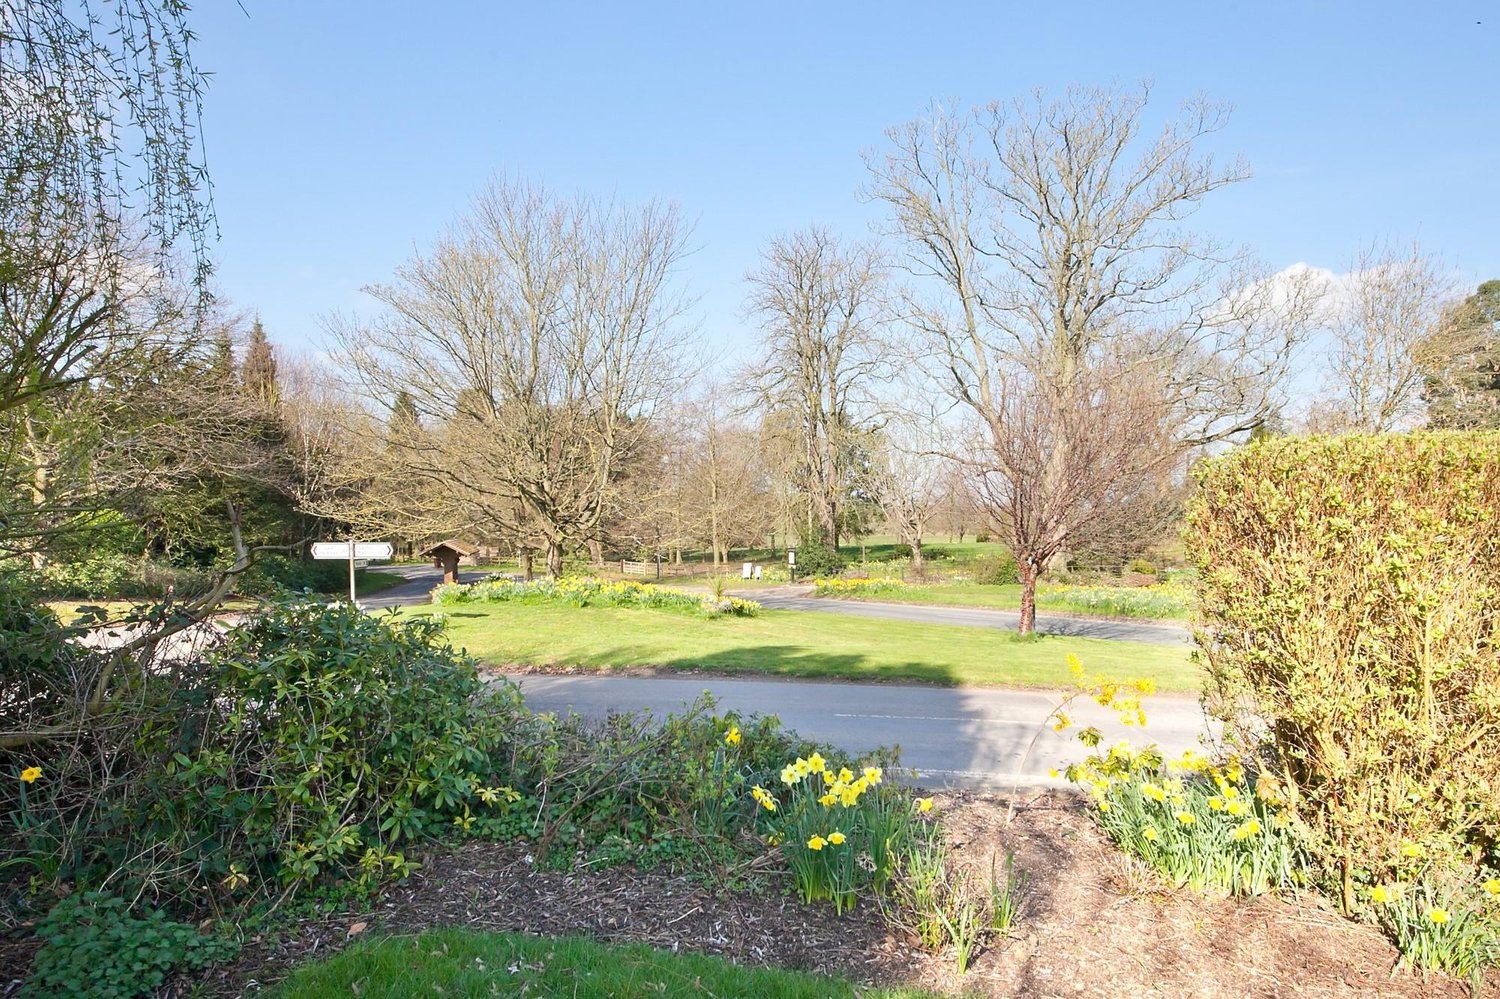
left=1187, top=433, right=1500, bottom=921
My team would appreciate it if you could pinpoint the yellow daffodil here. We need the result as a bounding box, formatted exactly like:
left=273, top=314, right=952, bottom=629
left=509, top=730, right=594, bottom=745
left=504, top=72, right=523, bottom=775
left=1226, top=799, right=1250, bottom=818
left=1368, top=885, right=1395, bottom=904
left=780, top=766, right=797, bottom=786
left=1427, top=907, right=1451, bottom=924
left=1174, top=810, right=1195, bottom=825
left=837, top=767, right=854, bottom=783
left=828, top=831, right=846, bottom=845
left=1484, top=879, right=1500, bottom=898
left=1208, top=796, right=1226, bottom=812
left=1231, top=819, right=1261, bottom=841
left=807, top=835, right=826, bottom=851
left=916, top=797, right=934, bottom=813
left=20, top=766, right=41, bottom=783
left=807, top=752, right=827, bottom=774
left=724, top=726, right=741, bottom=747
left=1400, top=842, right=1425, bottom=859
left=1143, top=827, right=1158, bottom=842
left=819, top=793, right=837, bottom=807
left=862, top=766, right=882, bottom=785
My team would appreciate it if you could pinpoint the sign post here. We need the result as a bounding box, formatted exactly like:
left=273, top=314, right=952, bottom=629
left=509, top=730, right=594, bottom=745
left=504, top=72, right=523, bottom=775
left=311, top=541, right=394, bottom=603
left=787, top=547, right=797, bottom=583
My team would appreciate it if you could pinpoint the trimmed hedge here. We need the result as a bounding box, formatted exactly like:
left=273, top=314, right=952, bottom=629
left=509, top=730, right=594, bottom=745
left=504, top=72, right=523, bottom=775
left=1187, top=433, right=1500, bottom=911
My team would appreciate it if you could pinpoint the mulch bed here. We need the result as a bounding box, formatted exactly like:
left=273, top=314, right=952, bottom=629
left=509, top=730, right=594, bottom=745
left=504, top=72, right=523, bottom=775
left=7, top=791, right=1493, bottom=997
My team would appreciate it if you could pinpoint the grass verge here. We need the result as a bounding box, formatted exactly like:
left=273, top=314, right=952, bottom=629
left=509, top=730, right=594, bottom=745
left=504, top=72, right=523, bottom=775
left=818, top=582, right=1193, bottom=621
left=409, top=603, right=1199, bottom=691
left=273, top=929, right=941, bottom=999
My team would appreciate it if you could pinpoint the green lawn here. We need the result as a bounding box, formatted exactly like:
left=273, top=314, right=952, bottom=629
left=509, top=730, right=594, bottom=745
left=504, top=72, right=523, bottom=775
left=818, top=582, right=1194, bottom=622
left=274, top=929, right=941, bottom=999
left=410, top=602, right=1200, bottom=691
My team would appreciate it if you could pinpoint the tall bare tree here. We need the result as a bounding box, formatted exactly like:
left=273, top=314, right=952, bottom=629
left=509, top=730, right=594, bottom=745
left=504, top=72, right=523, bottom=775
left=744, top=227, right=888, bottom=547
left=1308, top=244, right=1454, bottom=432
left=323, top=178, right=694, bottom=576
left=867, top=85, right=1314, bottom=631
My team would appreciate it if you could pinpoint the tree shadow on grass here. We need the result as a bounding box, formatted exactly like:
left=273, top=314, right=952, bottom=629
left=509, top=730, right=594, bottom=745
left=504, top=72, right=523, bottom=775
left=579, top=643, right=963, bottom=686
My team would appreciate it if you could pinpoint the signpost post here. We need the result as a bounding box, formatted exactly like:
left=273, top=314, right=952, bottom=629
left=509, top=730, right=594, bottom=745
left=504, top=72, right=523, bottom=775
left=311, top=541, right=394, bottom=602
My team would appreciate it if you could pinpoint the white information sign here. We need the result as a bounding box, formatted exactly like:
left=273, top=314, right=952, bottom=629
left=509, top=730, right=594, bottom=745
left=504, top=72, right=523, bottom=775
left=311, top=542, right=393, bottom=560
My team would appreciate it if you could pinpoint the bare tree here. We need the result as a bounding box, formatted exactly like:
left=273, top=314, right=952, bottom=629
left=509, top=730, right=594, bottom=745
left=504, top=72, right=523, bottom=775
left=867, top=85, right=1312, bottom=631
left=323, top=178, right=694, bottom=577
left=744, top=227, right=888, bottom=547
left=1309, top=244, right=1454, bottom=432
left=868, top=420, right=951, bottom=575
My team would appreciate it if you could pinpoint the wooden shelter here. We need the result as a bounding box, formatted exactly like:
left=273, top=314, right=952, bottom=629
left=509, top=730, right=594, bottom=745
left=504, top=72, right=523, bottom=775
left=421, top=539, right=478, bottom=585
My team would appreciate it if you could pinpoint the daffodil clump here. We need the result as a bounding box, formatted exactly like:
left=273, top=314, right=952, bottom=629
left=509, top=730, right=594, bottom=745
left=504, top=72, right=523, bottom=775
left=434, top=577, right=760, bottom=617
left=1362, top=870, right=1500, bottom=982
left=1036, top=582, right=1194, bottom=620
left=810, top=577, right=907, bottom=597
left=750, top=752, right=928, bottom=913
left=1067, top=745, right=1301, bottom=896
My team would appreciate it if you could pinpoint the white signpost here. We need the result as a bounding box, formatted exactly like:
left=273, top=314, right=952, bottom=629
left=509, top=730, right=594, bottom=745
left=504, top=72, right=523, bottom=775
left=311, top=541, right=394, bottom=602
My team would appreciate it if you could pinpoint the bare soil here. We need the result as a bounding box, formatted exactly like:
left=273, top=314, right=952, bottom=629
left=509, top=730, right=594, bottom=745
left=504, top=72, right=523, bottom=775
left=160, top=790, right=1494, bottom=998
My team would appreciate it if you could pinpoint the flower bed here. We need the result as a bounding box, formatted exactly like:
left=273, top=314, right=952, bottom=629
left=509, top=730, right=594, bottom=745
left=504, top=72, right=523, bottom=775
left=432, top=576, right=760, bottom=617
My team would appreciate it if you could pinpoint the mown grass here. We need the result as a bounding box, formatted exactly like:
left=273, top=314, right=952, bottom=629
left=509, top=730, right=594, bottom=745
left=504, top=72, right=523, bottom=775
left=274, top=929, right=942, bottom=999
left=407, top=602, right=1200, bottom=691
left=820, top=581, right=1194, bottom=621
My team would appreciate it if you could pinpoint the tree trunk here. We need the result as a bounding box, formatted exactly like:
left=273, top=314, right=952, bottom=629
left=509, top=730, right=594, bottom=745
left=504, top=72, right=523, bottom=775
left=521, top=551, right=535, bottom=582
left=588, top=538, right=604, bottom=567
left=1017, top=557, right=1038, bottom=635
left=911, top=537, right=924, bottom=575
left=545, top=541, right=563, bottom=578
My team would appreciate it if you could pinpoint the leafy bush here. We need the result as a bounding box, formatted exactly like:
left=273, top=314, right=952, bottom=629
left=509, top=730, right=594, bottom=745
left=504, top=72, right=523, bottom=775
left=971, top=552, right=1019, bottom=585
left=27, top=892, right=236, bottom=999
left=4, top=596, right=529, bottom=904
left=1127, top=557, right=1156, bottom=576
left=1188, top=433, right=1500, bottom=972
left=433, top=576, right=760, bottom=617
left=791, top=538, right=844, bottom=578
left=233, top=553, right=346, bottom=595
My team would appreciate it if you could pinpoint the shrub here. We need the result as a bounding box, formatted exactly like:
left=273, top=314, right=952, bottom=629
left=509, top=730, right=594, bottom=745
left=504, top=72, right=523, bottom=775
left=1037, top=582, right=1194, bottom=620
left=233, top=553, right=346, bottom=595
left=1187, top=434, right=1500, bottom=927
left=1127, top=557, right=1155, bottom=576
left=27, top=891, right=236, bottom=999
left=433, top=577, right=760, bottom=617
left=972, top=552, right=1019, bottom=585
left=791, top=538, right=844, bottom=578
left=3, top=596, right=529, bottom=904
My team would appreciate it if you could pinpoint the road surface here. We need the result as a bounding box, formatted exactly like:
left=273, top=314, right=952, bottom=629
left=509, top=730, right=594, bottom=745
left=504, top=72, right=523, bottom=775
left=362, top=564, right=495, bottom=609
left=511, top=673, right=1212, bottom=791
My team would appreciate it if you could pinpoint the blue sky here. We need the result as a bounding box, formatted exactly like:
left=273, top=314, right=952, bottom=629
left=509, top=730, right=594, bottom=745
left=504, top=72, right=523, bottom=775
left=191, top=1, right=1499, bottom=364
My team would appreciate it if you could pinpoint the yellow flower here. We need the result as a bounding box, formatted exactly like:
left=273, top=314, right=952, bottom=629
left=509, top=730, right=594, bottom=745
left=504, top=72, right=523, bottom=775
left=780, top=765, right=798, bottom=786
left=1231, top=819, right=1261, bottom=841
left=1427, top=907, right=1451, bottom=924
left=1099, top=801, right=1111, bottom=813
left=1047, top=768, right=1060, bottom=779
left=794, top=757, right=811, bottom=778
left=828, top=831, right=846, bottom=845
left=807, top=752, right=827, bottom=774
left=1208, top=796, right=1226, bottom=812
left=1400, top=842, right=1425, bottom=859
left=862, top=766, right=882, bottom=785
left=807, top=835, right=826, bottom=851
left=751, top=786, right=777, bottom=811
left=1225, top=799, right=1250, bottom=818
left=724, top=726, right=741, bottom=747
left=1143, top=828, right=1159, bottom=842
left=1368, top=885, right=1395, bottom=904
left=1140, top=782, right=1167, bottom=803
left=1484, top=879, right=1500, bottom=898
left=837, top=767, right=854, bottom=784
left=1051, top=711, right=1071, bottom=733
left=767, top=833, right=781, bottom=846
left=20, top=766, right=41, bottom=783
left=819, top=793, right=837, bottom=807
left=916, top=797, right=934, bottom=813
left=1175, top=810, right=1195, bottom=825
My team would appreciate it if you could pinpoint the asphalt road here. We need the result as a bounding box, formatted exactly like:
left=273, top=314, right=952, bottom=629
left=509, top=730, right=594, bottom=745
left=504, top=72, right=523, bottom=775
left=361, top=564, right=495, bottom=609
left=743, top=591, right=1190, bottom=646
left=510, top=673, right=1212, bottom=791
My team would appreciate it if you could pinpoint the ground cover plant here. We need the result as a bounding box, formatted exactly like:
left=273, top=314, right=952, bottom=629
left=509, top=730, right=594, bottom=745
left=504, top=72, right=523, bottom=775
left=433, top=575, right=761, bottom=617
left=1188, top=432, right=1500, bottom=982
left=272, top=928, right=944, bottom=999
left=407, top=602, right=1200, bottom=690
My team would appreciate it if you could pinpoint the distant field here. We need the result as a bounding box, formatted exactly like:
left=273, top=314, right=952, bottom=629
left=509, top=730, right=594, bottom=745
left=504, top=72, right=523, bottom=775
left=406, top=602, right=1201, bottom=691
